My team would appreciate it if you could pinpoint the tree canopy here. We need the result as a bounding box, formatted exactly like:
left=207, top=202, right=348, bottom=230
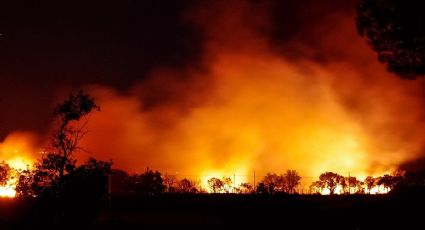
left=357, top=0, right=425, bottom=78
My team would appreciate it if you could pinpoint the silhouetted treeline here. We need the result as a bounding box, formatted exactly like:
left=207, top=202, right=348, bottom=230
left=3, top=161, right=425, bottom=199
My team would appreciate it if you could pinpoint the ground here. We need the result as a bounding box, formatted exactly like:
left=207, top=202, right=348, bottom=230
left=0, top=194, right=423, bottom=229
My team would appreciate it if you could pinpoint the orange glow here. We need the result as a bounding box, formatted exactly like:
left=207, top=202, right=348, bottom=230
left=0, top=133, right=36, bottom=197
left=1, top=1, right=422, bottom=193
left=199, top=169, right=247, bottom=193
left=73, top=0, right=425, bottom=188
left=318, top=184, right=389, bottom=195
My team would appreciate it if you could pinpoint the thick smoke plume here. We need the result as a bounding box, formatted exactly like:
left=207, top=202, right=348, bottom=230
left=3, top=0, right=425, bottom=186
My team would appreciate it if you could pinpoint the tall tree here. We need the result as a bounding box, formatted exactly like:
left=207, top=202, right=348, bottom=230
left=222, top=177, right=233, bottom=193
left=17, top=91, right=100, bottom=197
left=318, top=172, right=343, bottom=195
left=207, top=177, right=224, bottom=193
left=261, top=173, right=285, bottom=194
left=377, top=174, right=395, bottom=192
left=364, top=176, right=376, bottom=194
left=51, top=91, right=100, bottom=185
left=347, top=176, right=360, bottom=194
left=283, top=170, right=301, bottom=194
left=357, top=0, right=425, bottom=78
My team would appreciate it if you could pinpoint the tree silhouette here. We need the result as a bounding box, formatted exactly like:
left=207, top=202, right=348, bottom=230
left=256, top=182, right=268, bottom=194
left=131, top=170, right=165, bottom=195
left=239, top=182, right=253, bottom=194
left=177, top=178, right=198, bottom=193
left=50, top=91, right=99, bottom=187
left=207, top=177, right=224, bottom=193
left=0, top=162, right=11, bottom=186
left=357, top=0, right=425, bottom=78
left=17, top=91, right=100, bottom=198
left=222, top=177, right=233, bottom=193
left=261, top=173, right=284, bottom=194
left=310, top=181, right=324, bottom=194
left=339, top=177, right=348, bottom=194
left=364, top=176, right=376, bottom=194
left=163, top=174, right=177, bottom=193
left=376, top=174, right=395, bottom=192
left=403, top=170, right=425, bottom=187
left=318, top=172, right=343, bottom=195
left=283, top=170, right=301, bottom=194
left=63, top=158, right=112, bottom=199
left=110, top=169, right=132, bottom=195
left=347, top=176, right=362, bottom=194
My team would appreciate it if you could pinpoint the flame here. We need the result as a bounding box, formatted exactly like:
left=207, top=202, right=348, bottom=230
left=199, top=169, right=247, bottom=193
left=0, top=133, right=36, bottom=197
left=0, top=157, right=33, bottom=198
left=319, top=185, right=389, bottom=195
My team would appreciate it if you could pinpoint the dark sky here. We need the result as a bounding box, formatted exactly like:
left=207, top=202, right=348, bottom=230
left=0, top=0, right=203, bottom=138
left=0, top=0, right=358, bottom=139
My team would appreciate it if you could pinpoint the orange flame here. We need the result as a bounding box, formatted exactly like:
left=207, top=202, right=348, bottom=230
left=0, top=133, right=36, bottom=197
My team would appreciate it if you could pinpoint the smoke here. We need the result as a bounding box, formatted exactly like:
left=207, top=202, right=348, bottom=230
left=4, top=0, right=425, bottom=184
left=0, top=132, right=39, bottom=168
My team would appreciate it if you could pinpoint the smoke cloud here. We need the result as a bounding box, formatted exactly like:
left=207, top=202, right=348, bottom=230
left=4, top=0, right=425, bottom=185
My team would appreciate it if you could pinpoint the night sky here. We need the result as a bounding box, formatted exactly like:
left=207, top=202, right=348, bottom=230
left=0, top=0, right=359, bottom=139
left=0, top=0, right=201, bottom=138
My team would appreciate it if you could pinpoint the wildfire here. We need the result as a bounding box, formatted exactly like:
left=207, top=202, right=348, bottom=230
left=0, top=133, right=36, bottom=198
left=319, top=185, right=389, bottom=195
left=0, top=2, right=423, bottom=197
left=0, top=157, right=33, bottom=198
left=200, top=169, right=248, bottom=193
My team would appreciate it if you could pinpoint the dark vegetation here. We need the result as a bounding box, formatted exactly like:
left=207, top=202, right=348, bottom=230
left=357, top=0, right=425, bottom=78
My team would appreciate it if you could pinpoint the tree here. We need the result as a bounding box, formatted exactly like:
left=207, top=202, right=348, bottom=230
left=365, top=176, right=376, bottom=194
left=222, top=177, right=233, bottom=193
left=239, top=182, right=253, bottom=194
left=310, top=181, right=324, bottom=194
left=377, top=174, right=395, bottom=192
left=63, top=158, right=112, bottom=200
left=0, top=162, right=11, bottom=186
left=177, top=178, right=198, bottom=193
left=357, top=0, right=425, bottom=78
left=163, top=174, right=177, bottom=193
left=16, top=169, right=35, bottom=197
left=347, top=176, right=359, bottom=194
left=339, top=177, right=348, bottom=194
left=256, top=182, right=268, bottom=194
left=110, top=169, right=132, bottom=195
left=318, top=172, right=343, bottom=195
left=131, top=170, right=165, bottom=195
left=261, top=173, right=285, bottom=194
left=50, top=91, right=99, bottom=188
left=283, top=170, right=301, bottom=194
left=403, top=170, right=425, bottom=187
left=207, top=177, right=224, bottom=193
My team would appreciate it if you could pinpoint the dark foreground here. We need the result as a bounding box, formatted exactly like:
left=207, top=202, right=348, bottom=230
left=1, top=193, right=424, bottom=230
